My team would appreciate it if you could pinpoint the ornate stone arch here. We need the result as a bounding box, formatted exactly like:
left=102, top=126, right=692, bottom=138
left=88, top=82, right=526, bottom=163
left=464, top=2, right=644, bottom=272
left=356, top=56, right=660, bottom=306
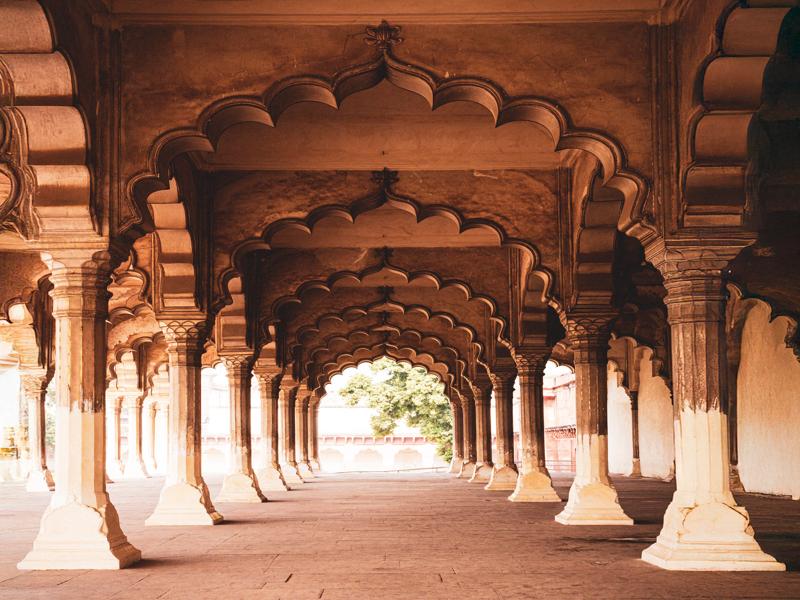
left=0, top=0, right=97, bottom=242
left=270, top=263, right=506, bottom=344
left=684, top=2, right=800, bottom=227
left=314, top=344, right=452, bottom=394
left=124, top=28, right=652, bottom=318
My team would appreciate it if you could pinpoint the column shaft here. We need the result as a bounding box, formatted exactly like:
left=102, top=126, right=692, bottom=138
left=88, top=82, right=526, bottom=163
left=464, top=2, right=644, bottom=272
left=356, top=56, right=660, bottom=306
left=456, top=394, right=476, bottom=479
left=469, top=378, right=493, bottom=483
left=19, top=255, right=141, bottom=569
left=107, top=400, right=124, bottom=479
left=279, top=383, right=304, bottom=484
left=510, top=352, right=560, bottom=502
left=295, top=392, right=314, bottom=478
left=309, top=399, right=321, bottom=470
left=448, top=400, right=464, bottom=474
left=146, top=319, right=222, bottom=526
left=630, top=391, right=642, bottom=477
left=555, top=315, right=632, bottom=525
left=123, top=397, right=148, bottom=478
left=485, top=370, right=518, bottom=491
left=217, top=355, right=265, bottom=503
left=641, top=264, right=782, bottom=570
left=21, top=372, right=54, bottom=492
left=253, top=368, right=289, bottom=491
left=142, top=402, right=157, bottom=474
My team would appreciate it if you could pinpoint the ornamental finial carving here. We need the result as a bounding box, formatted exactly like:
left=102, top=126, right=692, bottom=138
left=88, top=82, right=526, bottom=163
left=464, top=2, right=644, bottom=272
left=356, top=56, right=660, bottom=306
left=364, top=20, right=403, bottom=52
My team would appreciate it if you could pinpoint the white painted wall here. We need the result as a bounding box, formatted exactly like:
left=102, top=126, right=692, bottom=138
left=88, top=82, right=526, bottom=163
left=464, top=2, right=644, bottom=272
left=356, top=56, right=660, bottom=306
left=737, top=302, right=800, bottom=499
left=636, top=348, right=674, bottom=479
left=607, top=363, right=633, bottom=475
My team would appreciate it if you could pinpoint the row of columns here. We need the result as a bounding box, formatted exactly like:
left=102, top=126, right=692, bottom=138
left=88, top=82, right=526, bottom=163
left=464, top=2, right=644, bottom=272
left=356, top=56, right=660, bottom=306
left=15, top=252, right=785, bottom=571
left=113, top=399, right=169, bottom=478
left=449, top=289, right=784, bottom=570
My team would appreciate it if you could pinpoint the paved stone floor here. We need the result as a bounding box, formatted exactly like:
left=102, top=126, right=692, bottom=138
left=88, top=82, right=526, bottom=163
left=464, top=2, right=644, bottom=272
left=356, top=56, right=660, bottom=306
left=1, top=472, right=799, bottom=599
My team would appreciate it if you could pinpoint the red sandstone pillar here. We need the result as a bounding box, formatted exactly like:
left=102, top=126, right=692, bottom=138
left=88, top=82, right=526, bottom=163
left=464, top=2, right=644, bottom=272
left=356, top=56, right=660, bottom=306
left=146, top=317, right=222, bottom=526
left=510, top=349, right=560, bottom=502
left=20, top=252, right=141, bottom=569
left=555, top=312, right=632, bottom=525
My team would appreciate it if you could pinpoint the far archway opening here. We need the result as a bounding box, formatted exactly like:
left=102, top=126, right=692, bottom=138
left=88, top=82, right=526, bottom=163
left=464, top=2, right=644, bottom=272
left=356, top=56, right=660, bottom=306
left=318, top=357, right=452, bottom=473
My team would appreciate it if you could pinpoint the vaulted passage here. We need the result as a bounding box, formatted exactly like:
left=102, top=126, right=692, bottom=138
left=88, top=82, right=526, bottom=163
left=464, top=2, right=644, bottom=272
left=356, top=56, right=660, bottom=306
left=1, top=0, right=800, bottom=594
left=2, top=473, right=800, bottom=598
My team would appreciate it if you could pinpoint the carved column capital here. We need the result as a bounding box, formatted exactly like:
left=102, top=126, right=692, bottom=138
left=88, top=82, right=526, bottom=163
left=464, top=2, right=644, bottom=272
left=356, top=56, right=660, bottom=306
left=468, top=373, right=492, bottom=404
left=158, top=318, right=208, bottom=365
left=44, top=252, right=113, bottom=320
left=19, top=369, right=47, bottom=399
left=279, top=379, right=299, bottom=402
left=644, top=240, right=744, bottom=281
left=646, top=243, right=741, bottom=326
left=220, top=352, right=253, bottom=371
left=565, top=310, right=615, bottom=364
left=511, top=346, right=551, bottom=378
left=488, top=370, right=516, bottom=394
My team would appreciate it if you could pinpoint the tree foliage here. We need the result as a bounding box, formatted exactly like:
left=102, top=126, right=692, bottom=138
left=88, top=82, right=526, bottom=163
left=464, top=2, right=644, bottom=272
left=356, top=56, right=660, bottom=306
left=339, top=358, right=453, bottom=461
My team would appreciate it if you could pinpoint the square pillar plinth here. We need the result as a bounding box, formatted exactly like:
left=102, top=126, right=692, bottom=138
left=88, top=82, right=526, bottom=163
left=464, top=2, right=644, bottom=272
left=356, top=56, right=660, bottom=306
left=146, top=482, right=223, bottom=526
left=256, top=464, right=291, bottom=491
left=19, top=502, right=141, bottom=570
left=469, top=463, right=493, bottom=483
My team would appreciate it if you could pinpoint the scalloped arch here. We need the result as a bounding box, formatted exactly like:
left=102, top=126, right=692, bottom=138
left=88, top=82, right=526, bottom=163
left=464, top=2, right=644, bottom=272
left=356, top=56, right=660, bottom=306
left=302, top=326, right=463, bottom=381
left=271, top=263, right=504, bottom=339
left=288, top=298, right=484, bottom=365
left=124, top=49, right=652, bottom=317
left=684, top=3, right=799, bottom=228
left=316, top=343, right=452, bottom=392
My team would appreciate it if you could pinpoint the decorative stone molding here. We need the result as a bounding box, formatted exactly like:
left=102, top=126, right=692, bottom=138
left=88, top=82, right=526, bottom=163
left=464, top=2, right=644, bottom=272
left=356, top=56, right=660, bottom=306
left=684, top=4, right=797, bottom=228
left=0, top=0, right=109, bottom=245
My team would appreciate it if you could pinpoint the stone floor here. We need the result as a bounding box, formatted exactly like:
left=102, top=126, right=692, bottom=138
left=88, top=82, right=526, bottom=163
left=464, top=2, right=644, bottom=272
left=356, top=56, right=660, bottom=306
left=1, top=472, right=799, bottom=599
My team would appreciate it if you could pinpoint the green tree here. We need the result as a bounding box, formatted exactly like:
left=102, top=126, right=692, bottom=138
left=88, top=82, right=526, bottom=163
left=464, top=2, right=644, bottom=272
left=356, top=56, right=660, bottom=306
left=339, top=358, right=453, bottom=461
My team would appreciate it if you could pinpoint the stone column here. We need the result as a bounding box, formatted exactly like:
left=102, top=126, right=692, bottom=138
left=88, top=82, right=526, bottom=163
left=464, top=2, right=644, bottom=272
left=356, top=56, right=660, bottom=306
left=448, top=399, right=464, bottom=474
left=485, top=369, right=519, bottom=491
left=555, top=314, right=633, bottom=525
left=725, top=334, right=744, bottom=491
left=309, top=395, right=321, bottom=471
left=295, top=389, right=314, bottom=479
left=154, top=400, right=169, bottom=474
left=468, top=376, right=493, bottom=483
left=641, top=253, right=783, bottom=570
left=456, top=391, right=477, bottom=479
left=146, top=319, right=222, bottom=526
left=510, top=350, right=560, bottom=502
left=20, top=371, right=54, bottom=492
left=122, top=396, right=148, bottom=479
left=217, top=354, right=266, bottom=503
left=142, top=401, right=158, bottom=474
left=19, top=253, right=141, bottom=569
left=253, top=366, right=289, bottom=491
left=107, top=397, right=124, bottom=480
left=279, top=380, right=304, bottom=484
left=629, top=390, right=642, bottom=478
